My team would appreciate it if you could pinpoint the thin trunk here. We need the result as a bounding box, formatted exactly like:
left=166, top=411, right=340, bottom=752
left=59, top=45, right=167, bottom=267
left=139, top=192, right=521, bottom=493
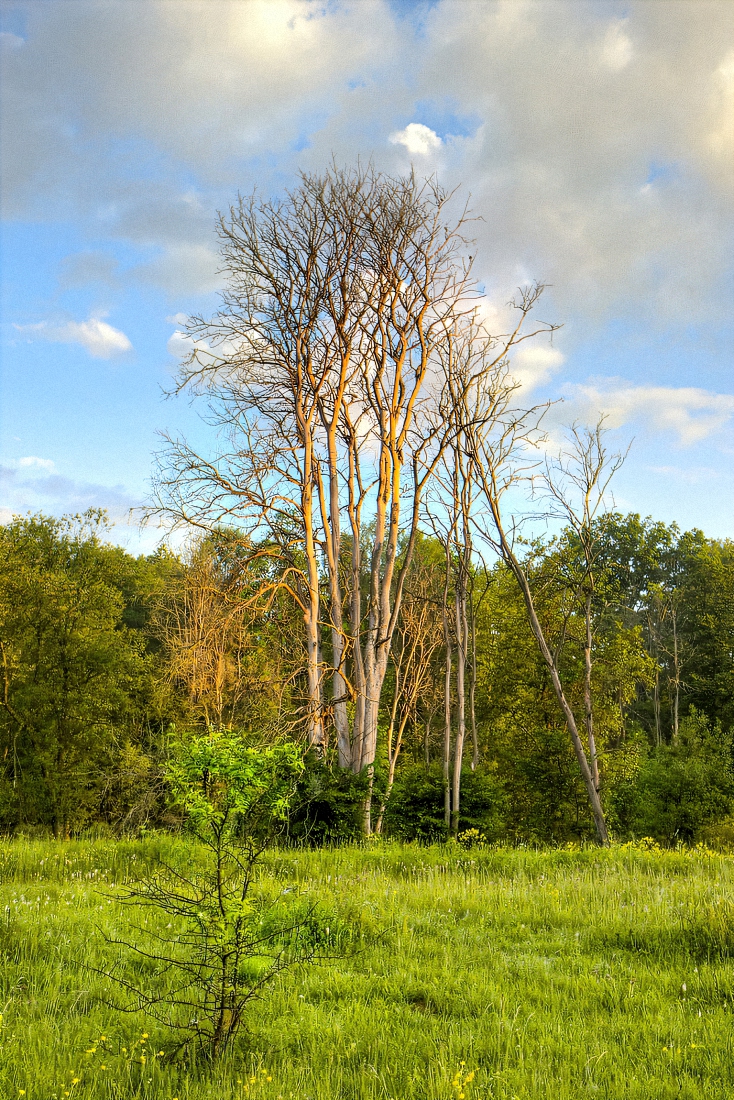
left=511, top=558, right=608, bottom=844
left=362, top=765, right=374, bottom=835
left=469, top=591, right=479, bottom=770
left=376, top=713, right=409, bottom=834
left=451, top=581, right=468, bottom=838
left=302, top=447, right=324, bottom=749
left=671, top=605, right=680, bottom=744
left=583, top=591, right=599, bottom=792
left=442, top=566, right=453, bottom=830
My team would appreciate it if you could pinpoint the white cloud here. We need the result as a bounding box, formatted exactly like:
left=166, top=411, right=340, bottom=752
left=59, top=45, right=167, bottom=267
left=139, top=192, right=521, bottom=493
left=389, top=122, right=442, bottom=156
left=17, top=456, right=55, bottom=471
left=14, top=315, right=132, bottom=358
left=707, top=48, right=734, bottom=169
left=600, top=21, right=633, bottom=72
left=509, top=344, right=565, bottom=392
left=561, top=381, right=734, bottom=446
left=167, top=330, right=196, bottom=357
left=0, top=32, right=24, bottom=53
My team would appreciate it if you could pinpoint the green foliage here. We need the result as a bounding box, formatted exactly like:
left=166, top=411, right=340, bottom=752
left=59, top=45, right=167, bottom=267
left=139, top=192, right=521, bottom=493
left=167, top=729, right=304, bottom=838
left=608, top=709, right=734, bottom=843
left=0, top=512, right=161, bottom=836
left=286, top=752, right=369, bottom=845
left=384, top=763, right=506, bottom=842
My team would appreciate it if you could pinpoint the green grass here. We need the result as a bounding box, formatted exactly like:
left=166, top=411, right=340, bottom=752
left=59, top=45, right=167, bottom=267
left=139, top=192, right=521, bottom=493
left=1, top=838, right=733, bottom=1099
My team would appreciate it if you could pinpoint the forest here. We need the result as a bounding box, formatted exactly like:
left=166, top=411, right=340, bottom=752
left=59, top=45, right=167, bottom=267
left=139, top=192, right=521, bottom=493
left=1, top=504, right=732, bottom=847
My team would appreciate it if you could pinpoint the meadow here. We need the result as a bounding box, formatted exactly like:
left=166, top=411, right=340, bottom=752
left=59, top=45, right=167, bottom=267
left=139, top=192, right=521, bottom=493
left=1, top=839, right=733, bottom=1100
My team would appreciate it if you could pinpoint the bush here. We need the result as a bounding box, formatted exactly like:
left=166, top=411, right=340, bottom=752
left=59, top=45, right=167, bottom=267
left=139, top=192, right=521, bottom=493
left=608, top=709, right=734, bottom=843
left=286, top=752, right=369, bottom=845
left=104, top=732, right=322, bottom=1060
left=383, top=763, right=507, bottom=842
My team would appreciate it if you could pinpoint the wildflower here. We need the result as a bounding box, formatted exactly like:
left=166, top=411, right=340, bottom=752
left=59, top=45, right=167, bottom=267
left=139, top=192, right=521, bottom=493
left=19, top=1092, right=26, bottom=1096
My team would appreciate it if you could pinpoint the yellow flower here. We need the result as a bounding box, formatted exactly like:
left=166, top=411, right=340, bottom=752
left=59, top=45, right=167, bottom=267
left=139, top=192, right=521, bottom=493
left=18, top=1092, right=26, bottom=1096
left=72, top=1079, right=80, bottom=1085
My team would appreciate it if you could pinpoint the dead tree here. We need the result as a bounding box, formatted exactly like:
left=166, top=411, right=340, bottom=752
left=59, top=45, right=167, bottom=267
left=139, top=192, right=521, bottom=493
left=447, top=288, right=612, bottom=846
left=152, top=166, right=474, bottom=827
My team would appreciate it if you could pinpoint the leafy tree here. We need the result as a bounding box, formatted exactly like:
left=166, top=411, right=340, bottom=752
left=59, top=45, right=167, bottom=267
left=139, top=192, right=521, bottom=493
left=0, top=512, right=158, bottom=835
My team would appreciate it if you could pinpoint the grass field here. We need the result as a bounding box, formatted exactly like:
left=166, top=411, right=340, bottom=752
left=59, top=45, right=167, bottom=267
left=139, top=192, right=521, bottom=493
left=1, top=838, right=733, bottom=1099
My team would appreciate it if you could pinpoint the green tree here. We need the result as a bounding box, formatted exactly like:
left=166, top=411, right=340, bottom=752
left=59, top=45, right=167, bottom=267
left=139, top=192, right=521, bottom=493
left=0, top=512, right=155, bottom=835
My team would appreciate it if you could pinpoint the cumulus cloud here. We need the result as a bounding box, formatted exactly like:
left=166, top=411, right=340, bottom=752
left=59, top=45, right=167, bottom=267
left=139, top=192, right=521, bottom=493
left=14, top=315, right=132, bottom=358
left=389, top=122, right=442, bottom=156
left=561, top=381, right=734, bottom=446
left=509, top=344, right=565, bottom=392
left=2, top=0, right=732, bottom=328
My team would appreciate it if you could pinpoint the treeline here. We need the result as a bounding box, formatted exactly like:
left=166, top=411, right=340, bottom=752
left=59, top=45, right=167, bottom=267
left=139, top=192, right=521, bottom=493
left=1, top=509, right=732, bottom=844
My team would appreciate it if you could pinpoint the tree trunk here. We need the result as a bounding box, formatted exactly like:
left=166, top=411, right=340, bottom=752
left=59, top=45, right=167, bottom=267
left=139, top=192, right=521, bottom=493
left=583, top=591, right=599, bottom=792
left=451, top=583, right=468, bottom=838
left=506, top=551, right=609, bottom=845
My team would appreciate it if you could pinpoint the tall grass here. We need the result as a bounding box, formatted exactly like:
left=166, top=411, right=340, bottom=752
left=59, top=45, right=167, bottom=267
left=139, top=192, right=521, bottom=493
left=1, top=839, right=733, bottom=1098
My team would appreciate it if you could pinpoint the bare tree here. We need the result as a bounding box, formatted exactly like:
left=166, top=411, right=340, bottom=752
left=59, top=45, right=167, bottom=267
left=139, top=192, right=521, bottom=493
left=445, top=287, right=613, bottom=845
left=541, top=421, right=629, bottom=795
left=152, top=166, right=474, bottom=827
left=374, top=551, right=444, bottom=833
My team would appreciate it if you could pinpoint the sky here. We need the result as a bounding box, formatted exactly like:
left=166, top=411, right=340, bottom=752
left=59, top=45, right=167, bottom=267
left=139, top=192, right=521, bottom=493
left=1, top=0, right=732, bottom=553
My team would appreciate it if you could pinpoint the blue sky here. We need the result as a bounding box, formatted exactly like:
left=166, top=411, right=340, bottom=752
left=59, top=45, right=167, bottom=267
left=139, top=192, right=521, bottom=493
left=1, top=0, right=732, bottom=551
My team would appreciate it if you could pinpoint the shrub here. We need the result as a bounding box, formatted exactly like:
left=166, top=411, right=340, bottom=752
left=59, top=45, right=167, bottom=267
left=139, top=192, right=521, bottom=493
left=383, top=763, right=507, bottom=842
